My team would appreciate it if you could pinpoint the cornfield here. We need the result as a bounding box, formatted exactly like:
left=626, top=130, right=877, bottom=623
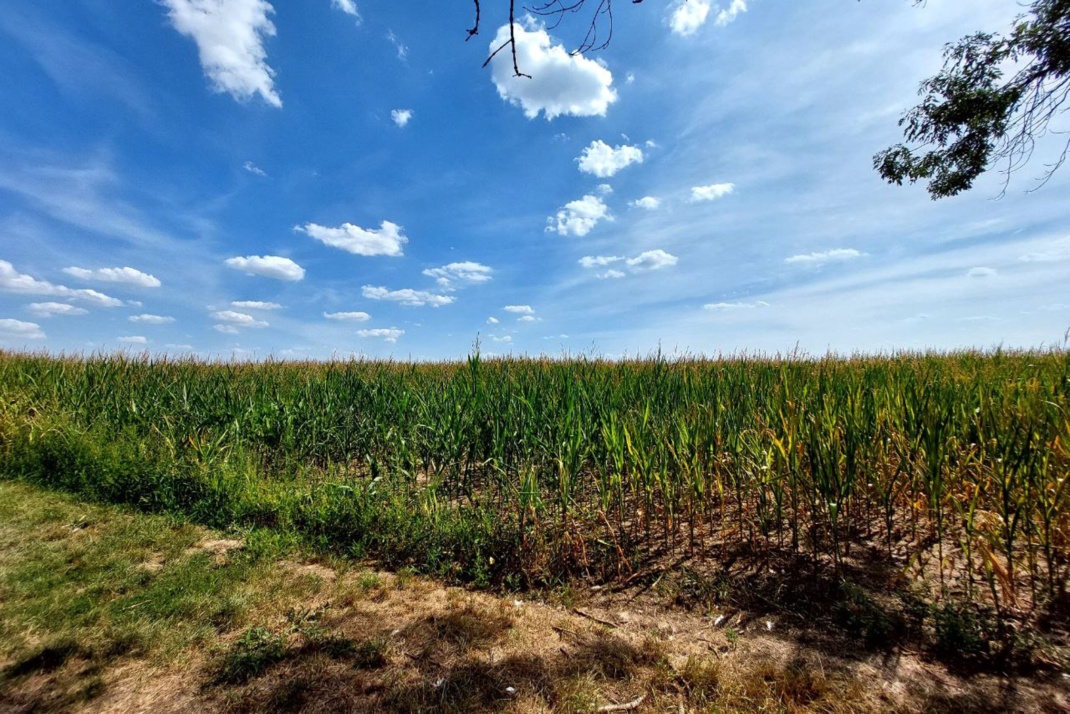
left=1, top=349, right=1068, bottom=620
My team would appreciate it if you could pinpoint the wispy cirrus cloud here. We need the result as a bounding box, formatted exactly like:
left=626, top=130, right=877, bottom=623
left=129, top=314, right=175, bottom=324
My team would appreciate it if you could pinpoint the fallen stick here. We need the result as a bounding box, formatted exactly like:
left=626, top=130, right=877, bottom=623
left=597, top=694, right=645, bottom=712
left=573, top=608, right=619, bottom=628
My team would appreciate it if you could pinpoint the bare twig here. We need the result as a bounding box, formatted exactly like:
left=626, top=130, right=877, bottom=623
left=573, top=607, right=619, bottom=628
left=597, top=694, right=646, bottom=712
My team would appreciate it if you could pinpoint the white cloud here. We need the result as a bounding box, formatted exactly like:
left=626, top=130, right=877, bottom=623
left=0, top=318, right=45, bottom=340
left=0, top=260, right=122, bottom=306
left=231, top=300, right=281, bottom=310
left=504, top=305, right=535, bottom=315
left=214, top=324, right=241, bottom=335
left=422, top=261, right=493, bottom=289
left=129, top=314, right=175, bottom=324
left=331, top=0, right=360, bottom=20
left=296, top=221, right=407, bottom=257
left=362, top=286, right=453, bottom=307
left=518, top=315, right=539, bottom=323
left=576, top=140, right=644, bottom=178
left=670, top=0, right=711, bottom=36
left=118, top=336, right=148, bottom=344
left=211, top=310, right=268, bottom=328
left=225, top=255, right=305, bottom=281
left=599, top=269, right=626, bottom=279
left=391, top=109, right=413, bottom=127
left=386, top=30, right=408, bottom=60
left=487, top=317, right=500, bottom=324
left=580, top=250, right=677, bottom=275
left=626, top=250, right=678, bottom=271
left=357, top=327, right=404, bottom=343
left=489, top=21, right=617, bottom=120
left=784, top=249, right=866, bottom=266
left=324, top=311, right=371, bottom=322
left=715, top=0, right=748, bottom=27
left=161, top=0, right=282, bottom=107
left=27, top=302, right=88, bottom=318
left=967, top=267, right=997, bottom=279
left=704, top=300, right=770, bottom=310
left=1019, top=238, right=1070, bottom=262
left=629, top=196, right=661, bottom=210
left=597, top=183, right=613, bottom=195
left=63, top=266, right=161, bottom=288
left=492, top=335, right=512, bottom=343
left=549, top=194, right=611, bottom=237
left=579, top=255, right=623, bottom=268
left=243, top=161, right=267, bottom=176
left=690, top=183, right=735, bottom=202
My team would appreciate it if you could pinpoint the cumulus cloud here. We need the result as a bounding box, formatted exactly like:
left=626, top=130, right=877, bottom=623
left=576, top=140, right=644, bottom=178
left=225, top=255, right=305, bottom=281
left=629, top=196, right=661, bottom=210
left=28, top=302, right=88, bottom=317
left=118, top=335, right=148, bottom=344
left=324, top=311, right=371, bottom=322
left=391, top=109, right=413, bottom=127
left=715, top=0, right=747, bottom=27
left=212, top=310, right=268, bottom=328
left=670, top=0, right=711, bottom=36
left=704, top=300, right=770, bottom=310
left=422, top=262, right=493, bottom=289
left=214, top=325, right=241, bottom=335
left=0, top=260, right=122, bottom=306
left=243, top=161, right=267, bottom=176
left=0, top=318, right=45, bottom=340
left=487, top=317, right=500, bottom=324
left=492, top=335, right=512, bottom=343
left=489, top=21, right=617, bottom=120
left=504, top=305, right=535, bottom=315
left=518, top=315, right=539, bottom=323
left=580, top=250, right=677, bottom=277
left=549, top=194, right=611, bottom=237
left=784, top=249, right=866, bottom=266
left=296, top=221, right=407, bottom=257
left=362, top=286, right=453, bottom=307
left=129, top=314, right=175, bottom=324
left=357, top=327, right=404, bottom=342
left=231, top=300, right=281, bottom=310
left=331, top=0, right=360, bottom=20
left=967, top=267, right=997, bottom=279
left=160, top=0, right=282, bottom=107
left=626, top=249, right=678, bottom=271
left=63, top=266, right=161, bottom=288
left=690, top=183, right=735, bottom=202
left=579, top=255, right=623, bottom=268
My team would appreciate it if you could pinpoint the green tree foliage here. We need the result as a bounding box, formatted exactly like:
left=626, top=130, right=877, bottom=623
left=875, top=0, right=1070, bottom=198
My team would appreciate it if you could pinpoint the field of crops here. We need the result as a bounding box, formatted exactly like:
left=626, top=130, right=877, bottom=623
left=1, top=350, right=1068, bottom=623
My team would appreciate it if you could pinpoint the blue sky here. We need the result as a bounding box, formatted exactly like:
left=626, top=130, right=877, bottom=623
left=0, top=0, right=1067, bottom=360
